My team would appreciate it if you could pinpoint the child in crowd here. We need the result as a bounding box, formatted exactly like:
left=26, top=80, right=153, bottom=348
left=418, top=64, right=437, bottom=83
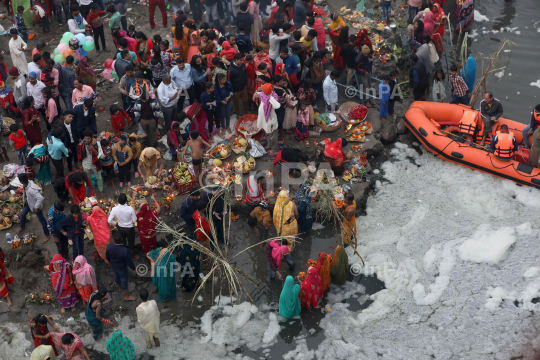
left=107, top=5, right=121, bottom=32
left=153, top=34, right=162, bottom=48
left=432, top=69, right=446, bottom=103
left=25, top=155, right=36, bottom=180
left=88, top=4, right=110, bottom=55
left=110, top=104, right=132, bottom=134
left=128, top=134, right=141, bottom=178
left=379, top=74, right=391, bottom=121
left=100, top=139, right=116, bottom=189
left=183, top=129, right=210, bottom=182
left=128, top=24, right=136, bottom=38
left=167, top=122, right=183, bottom=161
left=449, top=64, right=470, bottom=105
left=0, top=80, right=20, bottom=118
left=250, top=200, right=272, bottom=240
left=9, top=124, right=27, bottom=165
left=15, top=6, right=29, bottom=43
left=295, top=100, right=309, bottom=142
left=160, top=41, right=173, bottom=67
left=201, top=82, right=217, bottom=143
left=53, top=177, right=69, bottom=203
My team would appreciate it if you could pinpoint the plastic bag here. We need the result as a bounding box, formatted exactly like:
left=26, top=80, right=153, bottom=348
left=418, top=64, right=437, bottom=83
left=163, top=150, right=173, bottom=161
left=249, top=139, right=266, bottom=158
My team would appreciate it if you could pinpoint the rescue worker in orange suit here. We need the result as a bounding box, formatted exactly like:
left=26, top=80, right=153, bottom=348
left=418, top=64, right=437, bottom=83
left=490, top=124, right=518, bottom=161
left=522, top=104, right=540, bottom=150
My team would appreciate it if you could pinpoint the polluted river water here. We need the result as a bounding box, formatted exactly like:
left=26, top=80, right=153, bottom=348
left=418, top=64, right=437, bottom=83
left=2, top=0, right=540, bottom=359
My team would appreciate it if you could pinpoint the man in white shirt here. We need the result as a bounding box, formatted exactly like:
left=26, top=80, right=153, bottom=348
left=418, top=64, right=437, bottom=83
left=26, top=73, right=47, bottom=120
left=70, top=3, right=91, bottom=26
left=136, top=288, right=160, bottom=349
left=269, top=24, right=291, bottom=61
left=323, top=69, right=340, bottom=113
left=27, top=53, right=42, bottom=80
left=8, top=29, right=28, bottom=77
left=157, top=73, right=180, bottom=130
left=108, top=193, right=139, bottom=259
left=169, top=57, right=195, bottom=110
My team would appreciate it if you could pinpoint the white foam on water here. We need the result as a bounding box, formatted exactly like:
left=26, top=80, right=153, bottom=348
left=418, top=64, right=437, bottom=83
left=485, top=286, right=517, bottom=311
left=516, top=31, right=521, bottom=35
left=531, top=80, right=540, bottom=89
left=458, top=225, right=516, bottom=265
left=474, top=10, right=489, bottom=22
left=468, top=29, right=479, bottom=38
left=524, top=267, right=540, bottom=278
left=495, top=70, right=505, bottom=78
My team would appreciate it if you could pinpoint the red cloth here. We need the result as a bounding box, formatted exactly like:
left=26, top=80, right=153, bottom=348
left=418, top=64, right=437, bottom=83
left=354, top=28, right=372, bottom=49
left=0, top=90, right=21, bottom=113
left=313, top=18, right=327, bottom=65
left=185, top=103, right=209, bottom=143
left=0, top=248, right=15, bottom=298
left=65, top=171, right=96, bottom=204
left=220, top=41, right=237, bottom=61
left=22, top=107, right=43, bottom=147
left=432, top=3, right=446, bottom=52
left=9, top=129, right=26, bottom=149
left=148, top=0, right=168, bottom=28
left=137, top=204, right=158, bottom=253
left=245, top=61, right=256, bottom=98
left=111, top=110, right=132, bottom=134
left=323, top=138, right=344, bottom=159
left=330, top=35, right=344, bottom=69
left=31, top=322, right=59, bottom=356
left=273, top=150, right=288, bottom=166
left=300, top=267, right=323, bottom=310
left=193, top=210, right=211, bottom=242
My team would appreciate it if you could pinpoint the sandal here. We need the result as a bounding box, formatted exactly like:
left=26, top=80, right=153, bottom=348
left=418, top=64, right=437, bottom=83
left=305, top=140, right=310, bottom=147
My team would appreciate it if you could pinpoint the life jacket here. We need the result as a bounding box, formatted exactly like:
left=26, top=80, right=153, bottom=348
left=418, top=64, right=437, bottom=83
left=458, top=110, right=477, bottom=136
left=494, top=131, right=515, bottom=160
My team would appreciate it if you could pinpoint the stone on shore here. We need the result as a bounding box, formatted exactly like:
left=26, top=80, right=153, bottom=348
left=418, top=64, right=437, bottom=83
left=381, top=123, right=398, bottom=142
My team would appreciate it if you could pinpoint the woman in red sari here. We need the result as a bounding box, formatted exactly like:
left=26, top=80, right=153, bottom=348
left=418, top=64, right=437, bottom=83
left=274, top=63, right=289, bottom=81
left=354, top=28, right=372, bottom=50
left=22, top=96, right=43, bottom=147
left=432, top=3, right=446, bottom=53
left=329, top=26, right=348, bottom=69
left=185, top=103, right=209, bottom=143
left=0, top=246, right=15, bottom=306
left=87, top=205, right=112, bottom=264
left=300, top=267, right=323, bottom=310
left=245, top=55, right=256, bottom=102
left=136, top=197, right=161, bottom=254
left=44, top=254, right=79, bottom=314
left=315, top=251, right=331, bottom=292
left=30, top=314, right=61, bottom=356
left=254, top=47, right=273, bottom=77
left=312, top=16, right=327, bottom=64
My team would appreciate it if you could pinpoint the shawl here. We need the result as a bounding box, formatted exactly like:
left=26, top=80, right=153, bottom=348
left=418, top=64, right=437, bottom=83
left=147, top=248, right=177, bottom=302
left=279, top=276, right=301, bottom=319
left=72, top=256, right=97, bottom=288
left=50, top=255, right=70, bottom=298
left=220, top=41, right=237, bottom=61
left=136, top=300, right=160, bottom=335
left=295, top=183, right=312, bottom=219
left=185, top=103, right=209, bottom=143
left=30, top=345, right=57, bottom=360
left=168, top=122, right=181, bottom=148
left=462, top=56, right=477, bottom=94
left=106, top=330, right=136, bottom=360
left=88, top=206, right=111, bottom=264
left=136, top=204, right=157, bottom=241
left=275, top=63, right=288, bottom=79
left=329, top=15, right=346, bottom=32
left=273, top=190, right=293, bottom=235
left=330, top=246, right=349, bottom=285
left=76, top=57, right=97, bottom=91
left=313, top=18, right=327, bottom=56
left=50, top=332, right=83, bottom=360
left=269, top=239, right=289, bottom=269
left=315, top=251, right=331, bottom=292
left=423, top=12, right=435, bottom=37
left=253, top=53, right=272, bottom=75
left=139, top=147, right=161, bottom=173
left=260, top=90, right=279, bottom=123
left=300, top=267, right=323, bottom=310
left=323, top=138, right=344, bottom=159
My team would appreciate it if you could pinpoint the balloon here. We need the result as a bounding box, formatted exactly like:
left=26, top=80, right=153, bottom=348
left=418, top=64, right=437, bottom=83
left=61, top=38, right=70, bottom=45
left=85, top=36, right=94, bottom=43
left=57, top=43, right=68, bottom=54
left=75, top=33, right=86, bottom=45
left=63, top=49, right=75, bottom=58
left=111, top=60, right=116, bottom=70
left=102, top=68, right=113, bottom=80
left=104, top=58, right=114, bottom=69
left=82, top=40, right=94, bottom=51
left=111, top=70, right=119, bottom=80
left=54, top=54, right=66, bottom=65
left=53, top=48, right=59, bottom=56
left=62, top=32, right=74, bottom=41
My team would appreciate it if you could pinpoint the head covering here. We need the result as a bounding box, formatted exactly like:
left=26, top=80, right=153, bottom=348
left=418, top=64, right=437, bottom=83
left=29, top=72, right=37, bottom=79
left=260, top=84, right=279, bottom=122
left=259, top=201, right=268, bottom=210
left=51, top=254, right=65, bottom=264
left=262, top=83, right=273, bottom=95
left=330, top=246, right=349, bottom=285
left=362, top=45, right=370, bottom=55
left=185, top=102, right=202, bottom=120
left=315, top=251, right=331, bottom=292
left=269, top=239, right=289, bottom=269
left=409, top=40, right=422, bottom=48
left=72, top=256, right=98, bottom=288
left=275, top=63, right=287, bottom=78
left=300, top=267, right=323, bottom=310
left=8, top=67, right=19, bottom=77
left=355, top=28, right=372, bottom=49
left=423, top=12, right=435, bottom=37
left=279, top=275, right=301, bottom=319
left=220, top=41, right=237, bottom=60
left=136, top=203, right=157, bottom=252
left=323, top=138, right=344, bottom=159
left=88, top=206, right=111, bottom=264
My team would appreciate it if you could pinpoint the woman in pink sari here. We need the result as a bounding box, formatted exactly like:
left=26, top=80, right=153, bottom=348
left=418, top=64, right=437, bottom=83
left=300, top=267, right=323, bottom=311
left=269, top=239, right=289, bottom=269
left=87, top=205, right=112, bottom=264
left=312, top=16, right=327, bottom=64
left=185, top=103, right=209, bottom=143
left=72, top=256, right=98, bottom=306
left=423, top=11, right=435, bottom=38
left=44, top=254, right=78, bottom=314
left=49, top=332, right=90, bottom=360
left=186, top=22, right=200, bottom=63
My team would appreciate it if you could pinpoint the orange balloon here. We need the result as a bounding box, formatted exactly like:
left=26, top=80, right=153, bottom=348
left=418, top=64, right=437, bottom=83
left=63, top=49, right=74, bottom=58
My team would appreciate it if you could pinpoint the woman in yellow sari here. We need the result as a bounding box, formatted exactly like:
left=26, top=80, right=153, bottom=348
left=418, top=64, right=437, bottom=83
left=328, top=13, right=346, bottom=64
left=273, top=190, right=298, bottom=239
left=341, top=193, right=357, bottom=245
left=172, top=16, right=189, bottom=61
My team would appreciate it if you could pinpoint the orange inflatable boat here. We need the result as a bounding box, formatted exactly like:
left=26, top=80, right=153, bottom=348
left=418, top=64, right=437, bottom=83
left=404, top=102, right=540, bottom=188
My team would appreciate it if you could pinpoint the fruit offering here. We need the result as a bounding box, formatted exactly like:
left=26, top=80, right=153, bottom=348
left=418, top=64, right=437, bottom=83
left=233, top=154, right=256, bottom=173
left=173, top=163, right=193, bottom=185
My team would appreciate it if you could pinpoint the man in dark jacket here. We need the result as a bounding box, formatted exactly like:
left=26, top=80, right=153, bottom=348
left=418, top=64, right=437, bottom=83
left=355, top=46, right=375, bottom=104
left=340, top=35, right=358, bottom=86
left=293, top=0, right=309, bottom=30
left=60, top=55, right=76, bottom=111
left=106, top=231, right=136, bottom=301
left=73, top=99, right=97, bottom=139
left=228, top=53, right=249, bottom=116
left=50, top=110, right=79, bottom=171
left=179, top=189, right=200, bottom=238
left=408, top=54, right=428, bottom=101
left=480, top=92, right=504, bottom=145
left=235, top=3, right=254, bottom=34
left=58, top=204, right=86, bottom=259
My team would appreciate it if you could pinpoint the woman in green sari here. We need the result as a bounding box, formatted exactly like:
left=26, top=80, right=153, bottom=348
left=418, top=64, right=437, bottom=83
left=279, top=275, right=301, bottom=319
left=147, top=247, right=176, bottom=302
left=29, top=144, right=51, bottom=186
left=330, top=245, right=349, bottom=285
left=176, top=243, right=200, bottom=293
left=85, top=288, right=113, bottom=340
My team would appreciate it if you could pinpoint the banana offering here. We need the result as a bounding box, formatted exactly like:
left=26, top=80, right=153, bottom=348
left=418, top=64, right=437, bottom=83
left=173, top=163, right=193, bottom=184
